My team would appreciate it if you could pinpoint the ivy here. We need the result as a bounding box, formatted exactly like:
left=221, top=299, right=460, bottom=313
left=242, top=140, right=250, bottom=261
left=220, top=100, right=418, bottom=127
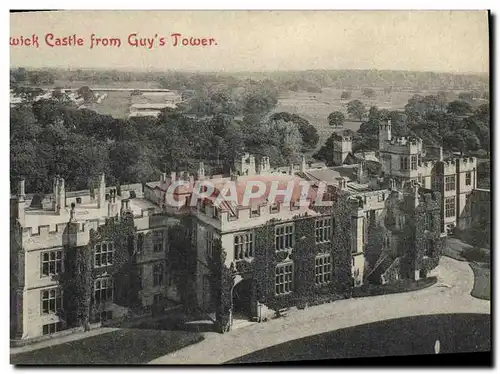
left=56, top=212, right=141, bottom=330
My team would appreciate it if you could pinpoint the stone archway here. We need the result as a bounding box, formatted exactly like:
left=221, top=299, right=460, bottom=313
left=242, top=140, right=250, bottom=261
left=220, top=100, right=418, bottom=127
left=232, top=278, right=255, bottom=320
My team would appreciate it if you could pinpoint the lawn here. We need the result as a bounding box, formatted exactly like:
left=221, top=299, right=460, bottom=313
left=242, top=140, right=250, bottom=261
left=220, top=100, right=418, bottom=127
left=470, top=262, right=491, bottom=301
left=85, top=91, right=132, bottom=119
left=11, top=328, right=204, bottom=365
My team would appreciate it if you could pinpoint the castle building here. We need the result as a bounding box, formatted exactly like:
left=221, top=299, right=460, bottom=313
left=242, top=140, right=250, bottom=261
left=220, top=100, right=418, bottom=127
left=333, top=120, right=478, bottom=234
left=10, top=175, right=179, bottom=341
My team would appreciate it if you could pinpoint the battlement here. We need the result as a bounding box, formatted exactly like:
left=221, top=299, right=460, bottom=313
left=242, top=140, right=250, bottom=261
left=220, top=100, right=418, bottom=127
left=442, top=159, right=457, bottom=174
left=457, top=156, right=477, bottom=171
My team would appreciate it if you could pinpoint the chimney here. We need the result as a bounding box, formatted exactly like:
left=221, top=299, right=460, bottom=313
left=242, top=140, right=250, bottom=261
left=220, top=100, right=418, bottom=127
left=171, top=171, right=177, bottom=183
left=300, top=155, right=306, bottom=173
left=52, top=177, right=59, bottom=211
left=231, top=174, right=238, bottom=182
left=439, top=147, right=443, bottom=162
left=17, top=179, right=26, bottom=226
left=357, top=162, right=364, bottom=183
left=69, top=202, right=76, bottom=222
left=57, top=178, right=66, bottom=214
left=290, top=163, right=294, bottom=176
left=198, top=162, right=205, bottom=179
left=121, top=198, right=130, bottom=215
left=97, top=173, right=106, bottom=209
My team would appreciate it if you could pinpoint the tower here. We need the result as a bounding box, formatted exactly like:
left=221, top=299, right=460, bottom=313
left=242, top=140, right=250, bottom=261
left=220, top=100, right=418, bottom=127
left=378, top=120, right=392, bottom=151
left=333, top=134, right=353, bottom=166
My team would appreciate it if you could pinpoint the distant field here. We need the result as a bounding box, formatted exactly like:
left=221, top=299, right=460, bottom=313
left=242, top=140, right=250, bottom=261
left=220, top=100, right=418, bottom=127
left=272, top=88, right=483, bottom=150
left=37, top=80, right=163, bottom=90
left=85, top=91, right=132, bottom=118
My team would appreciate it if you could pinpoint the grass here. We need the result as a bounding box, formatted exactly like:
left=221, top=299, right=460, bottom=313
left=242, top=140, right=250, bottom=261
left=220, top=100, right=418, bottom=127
left=470, top=262, right=491, bottom=300
left=10, top=328, right=204, bottom=365
left=352, top=276, right=437, bottom=298
left=85, top=91, right=132, bottom=119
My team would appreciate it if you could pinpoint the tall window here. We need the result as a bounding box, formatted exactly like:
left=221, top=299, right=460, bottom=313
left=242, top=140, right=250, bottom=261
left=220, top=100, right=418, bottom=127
left=411, top=155, right=418, bottom=170
left=205, top=229, right=216, bottom=258
left=191, top=221, right=197, bottom=245
left=94, top=242, right=114, bottom=268
left=315, top=218, right=332, bottom=244
left=41, top=250, right=63, bottom=276
left=137, top=265, right=143, bottom=290
left=136, top=233, right=144, bottom=253
left=153, top=230, right=165, bottom=253
left=432, top=176, right=441, bottom=191
left=275, top=223, right=294, bottom=251
left=466, top=172, right=472, bottom=186
left=275, top=262, right=293, bottom=295
left=445, top=197, right=456, bottom=218
left=424, top=213, right=433, bottom=231
left=41, top=288, right=62, bottom=314
left=423, top=240, right=434, bottom=257
left=400, top=157, right=409, bottom=170
left=153, top=262, right=165, bottom=287
left=234, top=232, right=254, bottom=260
left=315, top=254, right=332, bottom=285
left=445, top=176, right=456, bottom=191
left=94, top=277, right=113, bottom=304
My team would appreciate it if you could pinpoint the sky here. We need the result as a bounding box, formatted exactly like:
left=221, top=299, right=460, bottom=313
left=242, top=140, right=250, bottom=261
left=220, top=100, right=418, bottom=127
left=10, top=10, right=490, bottom=74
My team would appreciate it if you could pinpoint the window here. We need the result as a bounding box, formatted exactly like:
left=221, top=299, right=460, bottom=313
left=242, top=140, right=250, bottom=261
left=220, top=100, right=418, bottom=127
left=445, top=197, right=456, bottom=218
left=250, top=206, right=260, bottom=217
left=315, top=218, right=332, bottom=244
left=275, top=262, right=293, bottom=295
left=315, top=254, right=332, bottom=285
left=42, top=322, right=62, bottom=335
left=153, top=262, right=165, bottom=287
left=41, top=250, right=63, bottom=276
left=466, top=172, right=471, bottom=186
left=234, top=232, right=254, bottom=260
left=76, top=197, right=82, bottom=204
left=94, top=277, right=113, bottom=304
left=400, top=157, right=409, bottom=170
left=213, top=207, right=220, bottom=219
left=270, top=203, right=279, bottom=214
left=205, top=229, right=216, bottom=258
left=432, top=176, right=441, bottom=191
left=153, top=230, right=165, bottom=253
left=94, top=242, right=114, bottom=268
left=136, top=233, right=144, bottom=253
left=445, top=176, right=456, bottom=191
left=398, top=215, right=406, bottom=229
left=423, top=240, right=434, bottom=257
left=275, top=223, right=294, bottom=251
left=411, top=155, right=418, bottom=170
left=41, top=288, right=62, bottom=314
left=424, top=213, right=433, bottom=231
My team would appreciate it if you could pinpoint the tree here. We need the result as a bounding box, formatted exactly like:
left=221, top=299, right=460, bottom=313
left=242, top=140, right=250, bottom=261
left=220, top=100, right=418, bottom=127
left=327, top=111, right=345, bottom=128
left=77, top=86, right=96, bottom=103
left=347, top=100, right=366, bottom=121
left=447, top=100, right=472, bottom=116
left=340, top=91, right=351, bottom=100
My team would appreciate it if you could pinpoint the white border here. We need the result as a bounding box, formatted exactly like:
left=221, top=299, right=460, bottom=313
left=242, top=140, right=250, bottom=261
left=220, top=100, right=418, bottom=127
left=3, top=2, right=496, bottom=373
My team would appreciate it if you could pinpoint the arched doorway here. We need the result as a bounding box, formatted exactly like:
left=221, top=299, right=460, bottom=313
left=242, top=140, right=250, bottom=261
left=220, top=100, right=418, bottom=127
left=232, top=279, right=255, bottom=320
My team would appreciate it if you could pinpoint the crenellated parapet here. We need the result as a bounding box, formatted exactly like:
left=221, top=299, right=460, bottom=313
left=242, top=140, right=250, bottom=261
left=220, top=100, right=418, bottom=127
left=457, top=156, right=477, bottom=171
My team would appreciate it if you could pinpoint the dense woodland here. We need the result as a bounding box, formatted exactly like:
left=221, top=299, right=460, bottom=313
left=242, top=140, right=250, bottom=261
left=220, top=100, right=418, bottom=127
left=10, top=68, right=491, bottom=194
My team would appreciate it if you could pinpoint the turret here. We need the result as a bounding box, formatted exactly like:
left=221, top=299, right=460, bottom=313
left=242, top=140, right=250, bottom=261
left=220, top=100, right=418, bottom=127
left=379, top=119, right=392, bottom=150
left=120, top=198, right=131, bottom=215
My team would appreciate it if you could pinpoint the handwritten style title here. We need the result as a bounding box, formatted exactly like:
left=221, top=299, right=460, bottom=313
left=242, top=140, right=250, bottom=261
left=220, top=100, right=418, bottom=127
left=10, top=33, right=218, bottom=49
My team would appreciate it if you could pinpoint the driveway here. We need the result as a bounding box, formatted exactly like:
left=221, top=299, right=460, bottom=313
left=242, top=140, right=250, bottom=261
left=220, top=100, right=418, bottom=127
left=149, top=257, right=490, bottom=365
